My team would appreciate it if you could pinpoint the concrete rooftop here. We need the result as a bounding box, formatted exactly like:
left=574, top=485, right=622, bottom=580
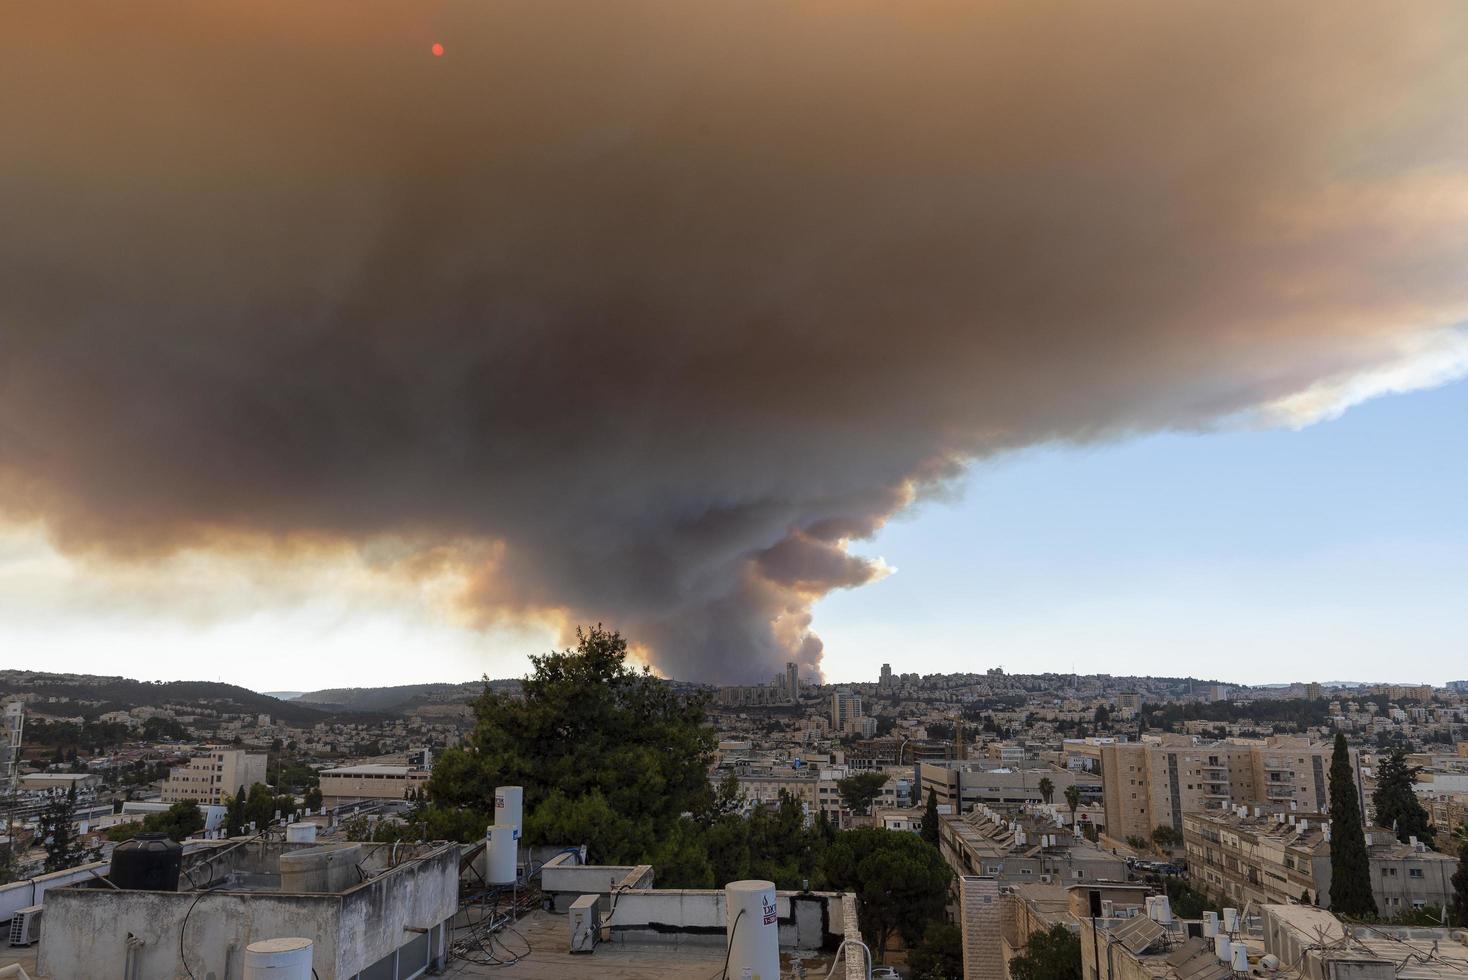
left=441, top=908, right=845, bottom=979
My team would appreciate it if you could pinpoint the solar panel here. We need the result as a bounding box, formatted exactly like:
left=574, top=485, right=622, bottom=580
left=1166, top=937, right=1234, bottom=980
left=1111, top=916, right=1167, bottom=954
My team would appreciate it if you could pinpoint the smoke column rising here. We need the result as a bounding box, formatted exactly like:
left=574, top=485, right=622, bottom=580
left=3, top=1, right=1468, bottom=681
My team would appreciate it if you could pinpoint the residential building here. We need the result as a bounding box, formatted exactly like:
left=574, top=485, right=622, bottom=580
left=1182, top=808, right=1460, bottom=914
left=937, top=808, right=1128, bottom=886
left=920, top=762, right=1097, bottom=813
left=831, top=691, right=862, bottom=729
left=1100, top=735, right=1354, bottom=844
left=318, top=764, right=431, bottom=805
left=161, top=747, right=268, bottom=805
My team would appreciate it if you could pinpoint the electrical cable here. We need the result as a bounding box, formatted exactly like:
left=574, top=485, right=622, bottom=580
left=713, top=909, right=745, bottom=980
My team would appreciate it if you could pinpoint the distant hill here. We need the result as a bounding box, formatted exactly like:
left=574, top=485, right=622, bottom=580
left=263, top=691, right=305, bottom=701
left=0, top=669, right=333, bottom=725
left=291, top=679, right=518, bottom=714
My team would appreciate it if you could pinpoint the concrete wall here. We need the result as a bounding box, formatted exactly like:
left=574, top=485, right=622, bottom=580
left=0, top=862, right=110, bottom=925
left=35, top=842, right=459, bottom=980
left=604, top=888, right=845, bottom=951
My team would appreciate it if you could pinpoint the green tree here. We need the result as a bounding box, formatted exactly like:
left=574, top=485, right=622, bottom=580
left=225, top=785, right=247, bottom=837
left=1328, top=733, right=1376, bottom=918
left=1152, top=825, right=1183, bottom=850
left=39, top=784, right=86, bottom=873
left=822, top=828, right=951, bottom=962
left=909, top=919, right=963, bottom=980
left=837, top=772, right=889, bottom=817
left=143, top=800, right=205, bottom=841
left=303, top=786, right=324, bottom=812
left=921, top=788, right=940, bottom=846
left=1064, top=784, right=1081, bottom=828
left=0, top=843, right=22, bottom=885
left=1009, top=923, right=1081, bottom=980
left=1372, top=749, right=1434, bottom=847
left=426, top=625, right=716, bottom=864
left=1038, top=777, right=1055, bottom=805
left=1450, top=836, right=1468, bottom=927
left=1093, top=705, right=1110, bottom=727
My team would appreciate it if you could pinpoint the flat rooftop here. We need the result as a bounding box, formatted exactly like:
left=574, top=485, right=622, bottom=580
left=441, top=908, right=844, bottom=980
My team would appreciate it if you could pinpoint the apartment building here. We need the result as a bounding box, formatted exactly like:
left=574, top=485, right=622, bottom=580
left=1100, top=735, right=1355, bottom=843
left=1182, top=808, right=1459, bottom=913
left=937, top=808, right=1128, bottom=886
left=920, top=762, right=1097, bottom=813
left=831, top=691, right=863, bottom=729
left=318, top=764, right=430, bottom=805
left=161, top=747, right=267, bottom=805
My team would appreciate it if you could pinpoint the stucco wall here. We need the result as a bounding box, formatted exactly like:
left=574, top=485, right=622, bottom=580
left=35, top=842, right=459, bottom=980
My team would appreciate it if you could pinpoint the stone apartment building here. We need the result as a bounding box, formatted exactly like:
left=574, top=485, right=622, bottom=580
left=1100, top=735, right=1357, bottom=843
left=938, top=808, right=1128, bottom=887
left=161, top=747, right=268, bottom=805
left=1182, top=808, right=1460, bottom=913
left=920, top=761, right=1097, bottom=813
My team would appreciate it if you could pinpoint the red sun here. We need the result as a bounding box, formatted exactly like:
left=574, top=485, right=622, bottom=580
left=431, top=42, right=444, bottom=57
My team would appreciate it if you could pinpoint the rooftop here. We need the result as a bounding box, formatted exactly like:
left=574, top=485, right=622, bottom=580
left=440, top=908, right=844, bottom=979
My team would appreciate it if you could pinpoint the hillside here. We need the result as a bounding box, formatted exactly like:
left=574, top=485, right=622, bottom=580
left=0, top=669, right=333, bottom=725
left=292, top=679, right=518, bottom=714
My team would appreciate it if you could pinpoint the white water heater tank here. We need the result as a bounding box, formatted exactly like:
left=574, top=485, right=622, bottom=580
left=485, top=825, right=518, bottom=884
left=1222, top=908, right=1239, bottom=933
left=286, top=823, right=317, bottom=844
left=244, top=937, right=313, bottom=979
left=1231, top=944, right=1249, bottom=972
left=1202, top=911, right=1219, bottom=937
left=495, top=786, right=524, bottom=832
left=1214, top=936, right=1232, bottom=963
left=725, top=880, right=780, bottom=980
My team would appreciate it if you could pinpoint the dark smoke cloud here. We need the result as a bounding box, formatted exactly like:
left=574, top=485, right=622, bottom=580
left=4, top=2, right=1468, bottom=681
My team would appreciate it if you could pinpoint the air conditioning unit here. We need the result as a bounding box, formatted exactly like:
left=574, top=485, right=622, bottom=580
left=569, top=894, right=600, bottom=954
left=9, top=905, right=42, bottom=947
left=1039, top=874, right=1053, bottom=884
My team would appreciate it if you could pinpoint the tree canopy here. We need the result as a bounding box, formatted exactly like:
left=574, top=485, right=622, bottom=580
left=1010, top=924, right=1081, bottom=980
left=1328, top=733, right=1376, bottom=918
left=823, top=827, right=951, bottom=962
left=427, top=625, right=716, bottom=863
left=837, top=772, right=889, bottom=817
left=1372, top=749, right=1433, bottom=848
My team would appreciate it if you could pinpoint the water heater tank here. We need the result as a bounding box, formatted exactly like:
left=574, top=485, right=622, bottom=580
left=244, top=937, right=313, bottom=979
left=286, top=823, right=317, bottom=844
left=495, top=786, right=524, bottom=832
left=109, top=833, right=182, bottom=891
left=725, top=879, right=779, bottom=980
left=485, top=825, right=518, bottom=884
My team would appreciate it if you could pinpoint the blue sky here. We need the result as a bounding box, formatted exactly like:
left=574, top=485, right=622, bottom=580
left=814, top=379, right=1468, bottom=686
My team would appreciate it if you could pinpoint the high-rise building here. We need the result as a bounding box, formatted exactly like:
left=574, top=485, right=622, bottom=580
left=786, top=661, right=799, bottom=701
left=1100, top=736, right=1356, bottom=843
left=831, top=691, right=863, bottom=729
left=1306, top=682, right=1323, bottom=700
left=879, top=663, right=892, bottom=688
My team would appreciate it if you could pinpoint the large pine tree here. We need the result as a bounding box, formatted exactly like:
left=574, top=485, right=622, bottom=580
left=1371, top=749, right=1434, bottom=847
left=39, top=783, right=86, bottom=873
left=1328, top=732, right=1376, bottom=918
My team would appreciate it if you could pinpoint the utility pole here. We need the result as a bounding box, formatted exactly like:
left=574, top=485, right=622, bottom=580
left=2, top=701, right=24, bottom=862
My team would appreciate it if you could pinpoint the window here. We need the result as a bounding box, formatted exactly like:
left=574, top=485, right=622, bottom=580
left=1408, top=868, right=1424, bottom=879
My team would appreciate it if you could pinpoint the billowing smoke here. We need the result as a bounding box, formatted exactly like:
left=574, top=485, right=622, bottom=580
left=3, top=2, right=1468, bottom=682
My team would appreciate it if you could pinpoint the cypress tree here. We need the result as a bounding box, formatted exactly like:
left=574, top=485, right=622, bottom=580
left=1328, top=732, right=1376, bottom=918
left=921, top=788, right=940, bottom=845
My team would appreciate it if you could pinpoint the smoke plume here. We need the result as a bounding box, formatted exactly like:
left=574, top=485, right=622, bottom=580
left=3, top=2, right=1468, bottom=681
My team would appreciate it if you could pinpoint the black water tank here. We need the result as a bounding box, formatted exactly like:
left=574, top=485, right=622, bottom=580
left=110, top=833, right=183, bottom=891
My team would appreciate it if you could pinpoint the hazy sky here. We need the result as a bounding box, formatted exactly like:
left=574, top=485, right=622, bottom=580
left=3, top=2, right=1468, bottom=688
